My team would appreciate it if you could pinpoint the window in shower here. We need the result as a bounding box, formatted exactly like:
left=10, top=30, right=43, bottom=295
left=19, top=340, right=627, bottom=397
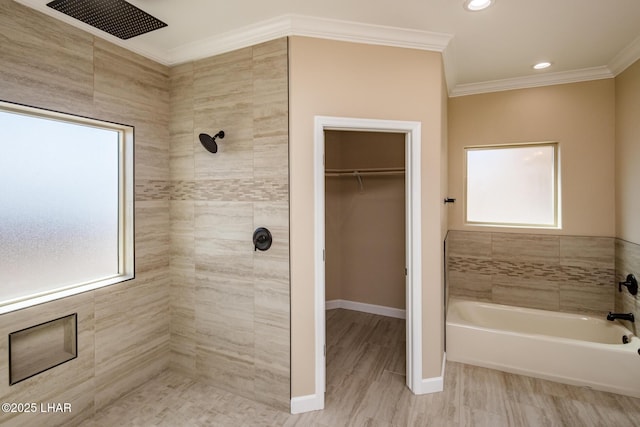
left=0, top=100, right=134, bottom=314
left=465, top=142, right=560, bottom=228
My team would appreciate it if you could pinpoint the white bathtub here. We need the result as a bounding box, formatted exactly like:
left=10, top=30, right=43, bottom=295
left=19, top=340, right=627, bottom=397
left=446, top=298, right=640, bottom=398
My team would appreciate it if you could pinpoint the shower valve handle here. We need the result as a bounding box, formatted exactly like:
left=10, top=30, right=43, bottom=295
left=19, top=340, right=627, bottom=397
left=618, top=274, right=638, bottom=296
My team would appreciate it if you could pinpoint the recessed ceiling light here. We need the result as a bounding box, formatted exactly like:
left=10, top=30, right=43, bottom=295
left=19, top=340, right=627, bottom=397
left=533, top=62, right=552, bottom=70
left=463, top=0, right=495, bottom=11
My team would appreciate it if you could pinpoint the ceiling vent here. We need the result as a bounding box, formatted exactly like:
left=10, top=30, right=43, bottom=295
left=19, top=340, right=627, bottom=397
left=46, top=0, right=167, bottom=40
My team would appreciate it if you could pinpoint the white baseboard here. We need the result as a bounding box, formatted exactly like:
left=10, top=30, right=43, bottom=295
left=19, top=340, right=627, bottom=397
left=325, top=299, right=406, bottom=319
left=415, top=352, right=446, bottom=395
left=290, top=393, right=324, bottom=414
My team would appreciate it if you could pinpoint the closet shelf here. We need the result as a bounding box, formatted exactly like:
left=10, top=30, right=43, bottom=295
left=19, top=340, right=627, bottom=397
left=325, top=167, right=405, bottom=177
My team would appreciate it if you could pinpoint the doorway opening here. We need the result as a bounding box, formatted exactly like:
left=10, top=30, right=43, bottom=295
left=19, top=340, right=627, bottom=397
left=324, top=129, right=406, bottom=400
left=313, top=116, right=423, bottom=410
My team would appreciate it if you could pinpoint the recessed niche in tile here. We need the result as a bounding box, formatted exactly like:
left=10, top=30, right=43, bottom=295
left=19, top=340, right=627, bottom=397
left=9, top=313, right=77, bottom=385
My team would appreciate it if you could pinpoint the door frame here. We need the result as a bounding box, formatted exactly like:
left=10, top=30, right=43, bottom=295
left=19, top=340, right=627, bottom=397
left=313, top=116, right=422, bottom=407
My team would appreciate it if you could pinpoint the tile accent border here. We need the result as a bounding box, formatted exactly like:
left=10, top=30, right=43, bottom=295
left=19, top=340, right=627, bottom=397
left=136, top=179, right=171, bottom=201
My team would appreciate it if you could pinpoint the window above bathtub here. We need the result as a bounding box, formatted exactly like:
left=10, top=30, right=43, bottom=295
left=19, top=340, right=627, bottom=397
left=0, top=100, right=134, bottom=314
left=464, top=142, right=560, bottom=229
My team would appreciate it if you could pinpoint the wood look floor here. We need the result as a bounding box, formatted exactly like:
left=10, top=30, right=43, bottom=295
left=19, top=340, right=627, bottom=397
left=79, top=309, right=640, bottom=426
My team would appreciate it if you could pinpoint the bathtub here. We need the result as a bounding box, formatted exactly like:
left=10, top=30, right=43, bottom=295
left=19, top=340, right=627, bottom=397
left=446, top=298, right=640, bottom=398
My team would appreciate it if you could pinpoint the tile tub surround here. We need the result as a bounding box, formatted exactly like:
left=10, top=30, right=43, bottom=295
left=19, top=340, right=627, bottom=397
left=169, top=38, right=290, bottom=411
left=615, top=239, right=640, bottom=335
left=446, top=231, right=615, bottom=315
left=0, top=1, right=171, bottom=426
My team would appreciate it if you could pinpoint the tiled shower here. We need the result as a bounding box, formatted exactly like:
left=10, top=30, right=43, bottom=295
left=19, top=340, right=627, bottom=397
left=0, top=2, right=290, bottom=424
left=168, top=38, right=290, bottom=410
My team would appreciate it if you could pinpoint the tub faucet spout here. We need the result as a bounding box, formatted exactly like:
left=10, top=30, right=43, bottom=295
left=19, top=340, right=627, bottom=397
left=606, top=312, right=635, bottom=322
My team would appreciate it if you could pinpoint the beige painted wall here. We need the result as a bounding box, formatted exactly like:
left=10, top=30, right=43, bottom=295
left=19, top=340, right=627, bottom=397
left=325, top=176, right=343, bottom=302
left=325, top=131, right=406, bottom=309
left=615, top=59, right=640, bottom=244
left=0, top=1, right=170, bottom=425
left=325, top=130, right=405, bottom=170
left=448, top=79, right=616, bottom=236
left=289, top=36, right=446, bottom=397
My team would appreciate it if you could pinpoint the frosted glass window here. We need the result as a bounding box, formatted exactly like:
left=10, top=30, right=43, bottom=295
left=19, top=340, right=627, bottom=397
left=465, top=143, right=558, bottom=227
left=0, top=101, right=134, bottom=313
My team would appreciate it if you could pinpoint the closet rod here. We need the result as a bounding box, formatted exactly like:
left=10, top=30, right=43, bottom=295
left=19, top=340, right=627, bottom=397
left=325, top=167, right=405, bottom=177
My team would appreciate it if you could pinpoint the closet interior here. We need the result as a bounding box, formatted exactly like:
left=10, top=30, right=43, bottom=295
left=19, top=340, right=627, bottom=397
left=324, top=129, right=408, bottom=390
left=324, top=130, right=406, bottom=313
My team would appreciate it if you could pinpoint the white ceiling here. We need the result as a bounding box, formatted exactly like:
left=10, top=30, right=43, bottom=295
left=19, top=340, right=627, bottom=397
left=15, top=0, right=640, bottom=96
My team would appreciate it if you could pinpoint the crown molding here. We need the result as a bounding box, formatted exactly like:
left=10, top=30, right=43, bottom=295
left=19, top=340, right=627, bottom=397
left=14, top=2, right=451, bottom=67
left=449, top=66, right=615, bottom=97
left=288, top=15, right=452, bottom=53
left=15, top=1, right=638, bottom=94
left=167, top=14, right=452, bottom=66
left=166, top=15, right=291, bottom=65
left=608, top=35, right=640, bottom=76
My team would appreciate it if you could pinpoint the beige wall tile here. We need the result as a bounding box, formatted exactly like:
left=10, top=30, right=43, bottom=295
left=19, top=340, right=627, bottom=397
left=255, top=357, right=290, bottom=411
left=194, top=202, right=254, bottom=277
left=94, top=271, right=170, bottom=408
left=135, top=201, right=171, bottom=273
left=171, top=39, right=290, bottom=410
left=169, top=63, right=195, bottom=182
left=447, top=231, right=616, bottom=314
left=492, top=233, right=560, bottom=264
left=616, top=239, right=640, bottom=280
left=94, top=341, right=168, bottom=411
left=492, top=276, right=560, bottom=311
left=170, top=201, right=195, bottom=258
left=560, top=236, right=615, bottom=268
left=254, top=135, right=290, bottom=182
left=253, top=202, right=290, bottom=408
left=196, top=347, right=255, bottom=400
left=193, top=48, right=254, bottom=181
left=1, top=1, right=288, bottom=419
left=93, top=41, right=170, bottom=184
left=559, top=282, right=612, bottom=315
left=447, top=271, right=492, bottom=301
left=253, top=41, right=289, bottom=183
left=93, top=39, right=170, bottom=109
left=446, top=230, right=492, bottom=259
left=169, top=199, right=196, bottom=375
left=0, top=1, right=171, bottom=424
left=0, top=0, right=94, bottom=116
left=615, top=239, right=640, bottom=334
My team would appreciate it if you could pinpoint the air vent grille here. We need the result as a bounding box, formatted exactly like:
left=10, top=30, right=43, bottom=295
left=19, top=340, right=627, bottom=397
left=46, top=0, right=167, bottom=40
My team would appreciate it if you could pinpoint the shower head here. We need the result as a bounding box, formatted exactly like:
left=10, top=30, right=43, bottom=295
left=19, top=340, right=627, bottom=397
left=199, top=130, right=225, bottom=154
